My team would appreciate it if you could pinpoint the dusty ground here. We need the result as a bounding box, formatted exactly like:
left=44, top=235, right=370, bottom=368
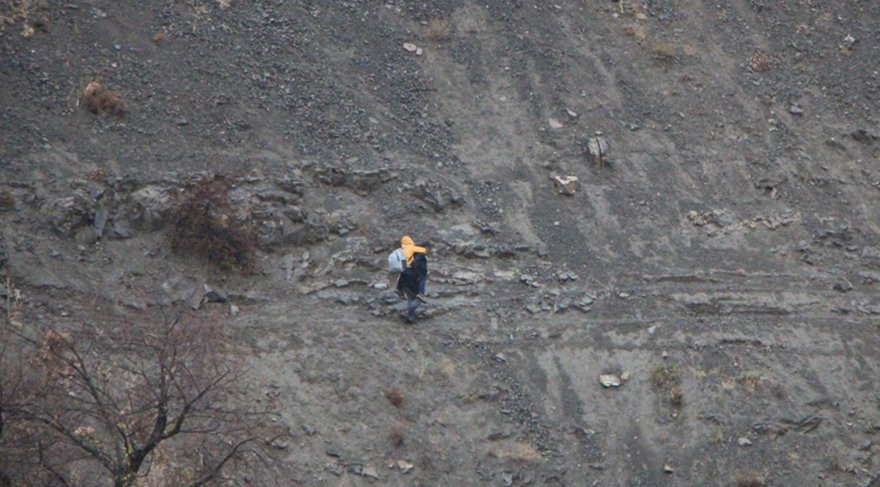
left=1, top=0, right=879, bottom=485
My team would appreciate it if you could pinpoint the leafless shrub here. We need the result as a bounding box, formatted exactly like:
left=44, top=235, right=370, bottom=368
left=426, top=17, right=451, bottom=42
left=81, top=81, right=125, bottom=116
left=169, top=176, right=257, bottom=271
left=749, top=50, right=772, bottom=72
left=2, top=307, right=279, bottom=486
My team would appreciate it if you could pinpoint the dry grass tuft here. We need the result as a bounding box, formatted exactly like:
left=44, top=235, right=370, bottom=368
left=0, top=187, right=15, bottom=210
left=169, top=177, right=257, bottom=271
left=384, top=387, right=404, bottom=408
left=651, top=41, right=676, bottom=61
left=490, top=441, right=542, bottom=462
left=426, top=17, right=451, bottom=42
left=668, top=387, right=684, bottom=407
left=735, top=472, right=765, bottom=487
left=388, top=428, right=405, bottom=447
left=81, top=81, right=125, bottom=116
left=651, top=364, right=680, bottom=388
left=623, top=24, right=647, bottom=43
left=749, top=49, right=772, bottom=72
left=738, top=373, right=762, bottom=394
left=152, top=31, right=167, bottom=43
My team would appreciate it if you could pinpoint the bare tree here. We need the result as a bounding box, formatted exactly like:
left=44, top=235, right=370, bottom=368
left=2, top=300, right=279, bottom=486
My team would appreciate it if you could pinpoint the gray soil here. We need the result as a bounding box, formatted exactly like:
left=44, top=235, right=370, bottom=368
left=2, top=0, right=879, bottom=485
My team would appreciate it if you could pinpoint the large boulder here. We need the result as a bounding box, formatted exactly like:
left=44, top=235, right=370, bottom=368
left=126, top=185, right=176, bottom=232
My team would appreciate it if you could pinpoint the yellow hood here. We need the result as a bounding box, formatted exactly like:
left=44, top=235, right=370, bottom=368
left=400, top=235, right=427, bottom=265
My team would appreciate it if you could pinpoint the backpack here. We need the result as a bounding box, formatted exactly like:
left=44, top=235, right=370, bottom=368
left=387, top=248, right=405, bottom=272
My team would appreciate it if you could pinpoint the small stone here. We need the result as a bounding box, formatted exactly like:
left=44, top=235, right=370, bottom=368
left=599, top=374, right=621, bottom=388
left=737, top=437, right=752, bottom=447
left=789, top=105, right=804, bottom=116
left=397, top=460, right=414, bottom=473
left=551, top=174, right=580, bottom=195
left=415, top=47, right=423, bottom=55
left=636, top=12, right=648, bottom=20
left=269, top=438, right=289, bottom=450
left=620, top=370, right=631, bottom=382
left=618, top=292, right=630, bottom=298
left=661, top=351, right=669, bottom=359
left=362, top=466, right=379, bottom=479
left=203, top=285, right=228, bottom=303
left=402, top=42, right=418, bottom=52
left=548, top=118, right=564, bottom=129
left=372, top=282, right=388, bottom=290
left=229, top=304, right=240, bottom=316
left=664, top=464, right=674, bottom=474
left=566, top=109, right=578, bottom=118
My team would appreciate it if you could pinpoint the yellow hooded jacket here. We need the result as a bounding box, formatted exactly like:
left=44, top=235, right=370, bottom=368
left=400, top=236, right=427, bottom=266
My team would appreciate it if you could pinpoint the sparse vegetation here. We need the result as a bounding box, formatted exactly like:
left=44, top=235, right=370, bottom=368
left=738, top=373, right=762, bottom=393
left=169, top=176, right=257, bottom=271
left=651, top=41, right=676, bottom=61
left=0, top=0, right=46, bottom=30
left=735, top=472, right=766, bottom=487
left=623, top=24, right=647, bottom=43
left=388, top=428, right=405, bottom=447
left=652, top=363, right=683, bottom=408
left=81, top=81, right=125, bottom=116
left=749, top=49, right=772, bottom=72
left=426, top=17, right=451, bottom=42
left=651, top=363, right=680, bottom=388
left=0, top=188, right=14, bottom=210
left=384, top=386, right=405, bottom=408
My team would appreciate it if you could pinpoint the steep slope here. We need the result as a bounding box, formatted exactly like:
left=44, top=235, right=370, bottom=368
left=1, top=1, right=879, bottom=485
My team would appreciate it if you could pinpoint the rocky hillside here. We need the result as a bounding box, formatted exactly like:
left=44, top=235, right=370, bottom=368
left=1, top=0, right=879, bottom=485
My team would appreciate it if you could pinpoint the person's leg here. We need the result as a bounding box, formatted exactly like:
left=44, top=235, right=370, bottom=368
left=402, top=289, right=420, bottom=320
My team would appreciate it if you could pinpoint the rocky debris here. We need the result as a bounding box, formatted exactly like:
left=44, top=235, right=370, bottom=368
left=550, top=174, right=580, bottom=196
left=849, top=128, right=879, bottom=144
left=548, top=118, right=564, bottom=129
left=126, top=185, right=176, bottom=232
left=789, top=105, right=804, bottom=116
left=585, top=136, right=609, bottom=166
left=361, top=466, right=379, bottom=479
left=737, top=437, right=752, bottom=447
left=396, top=460, right=413, bottom=473
left=412, top=178, right=462, bottom=212
left=402, top=42, right=423, bottom=55
left=46, top=193, right=93, bottom=237
left=663, top=464, right=674, bottom=474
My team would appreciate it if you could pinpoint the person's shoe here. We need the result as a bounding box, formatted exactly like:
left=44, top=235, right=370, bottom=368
left=416, top=294, right=428, bottom=303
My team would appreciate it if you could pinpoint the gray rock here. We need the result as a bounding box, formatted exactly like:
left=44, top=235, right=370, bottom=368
left=92, top=208, right=109, bottom=237
left=127, top=185, right=175, bottom=232
left=789, top=105, right=804, bottom=116
left=599, top=374, right=621, bottom=388
left=737, top=437, right=752, bottom=446
left=47, top=193, right=93, bottom=237
left=109, top=218, right=134, bottom=240
left=586, top=136, right=609, bottom=165
left=203, top=285, right=228, bottom=303
left=551, top=174, right=580, bottom=196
